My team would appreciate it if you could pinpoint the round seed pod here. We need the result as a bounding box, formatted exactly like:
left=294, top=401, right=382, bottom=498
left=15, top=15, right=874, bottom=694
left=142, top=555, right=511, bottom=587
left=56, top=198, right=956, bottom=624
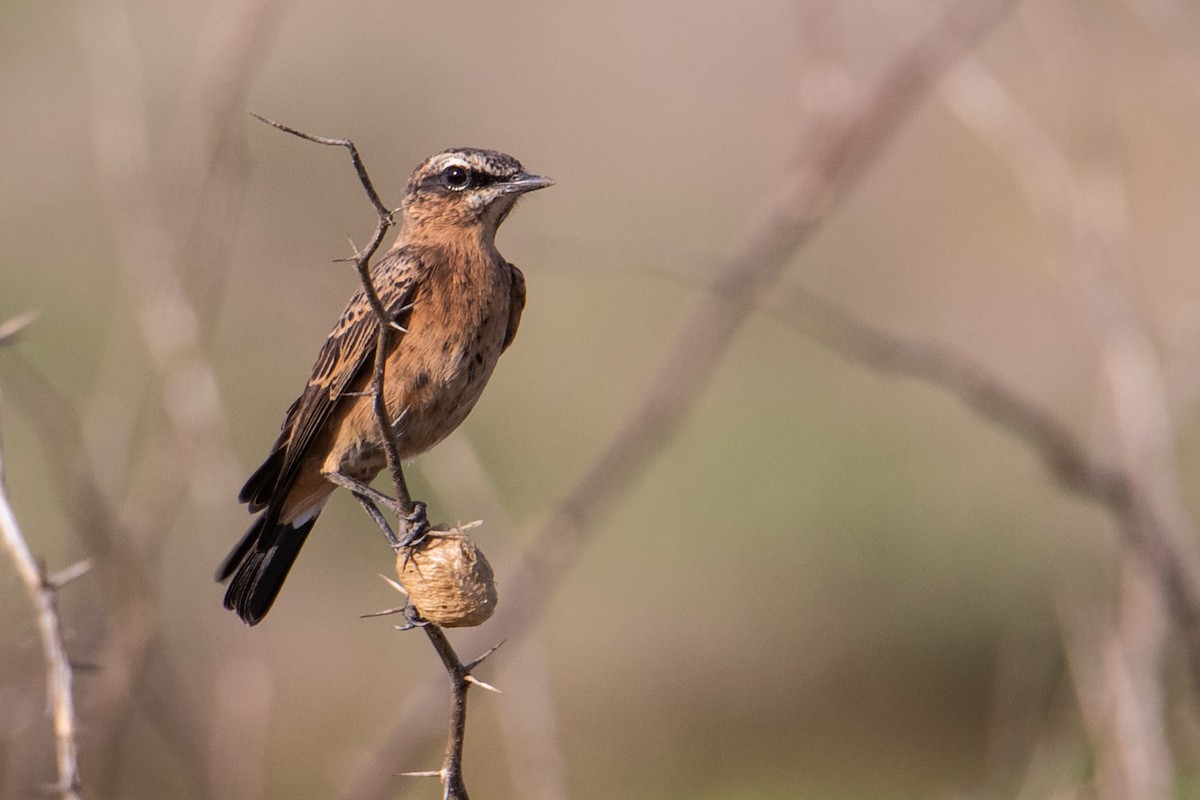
left=396, top=526, right=497, bottom=627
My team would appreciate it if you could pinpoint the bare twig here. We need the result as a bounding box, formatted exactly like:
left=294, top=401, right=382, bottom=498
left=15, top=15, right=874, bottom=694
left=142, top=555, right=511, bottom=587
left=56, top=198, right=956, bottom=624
left=0, top=352, right=217, bottom=795
left=0, top=407, right=86, bottom=800
left=419, top=625, right=485, bottom=800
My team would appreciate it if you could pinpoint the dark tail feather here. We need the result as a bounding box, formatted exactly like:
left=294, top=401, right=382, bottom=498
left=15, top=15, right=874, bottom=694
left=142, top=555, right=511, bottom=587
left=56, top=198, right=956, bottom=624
left=238, top=444, right=287, bottom=512
left=216, top=513, right=318, bottom=625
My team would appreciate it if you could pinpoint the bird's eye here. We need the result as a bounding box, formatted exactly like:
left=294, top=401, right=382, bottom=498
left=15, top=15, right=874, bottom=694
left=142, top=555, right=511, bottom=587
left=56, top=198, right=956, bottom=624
left=441, top=165, right=471, bottom=190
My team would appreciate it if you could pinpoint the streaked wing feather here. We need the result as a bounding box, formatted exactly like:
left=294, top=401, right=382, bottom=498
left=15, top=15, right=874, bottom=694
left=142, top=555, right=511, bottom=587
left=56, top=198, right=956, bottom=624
left=502, top=262, right=525, bottom=352
left=271, top=252, right=420, bottom=510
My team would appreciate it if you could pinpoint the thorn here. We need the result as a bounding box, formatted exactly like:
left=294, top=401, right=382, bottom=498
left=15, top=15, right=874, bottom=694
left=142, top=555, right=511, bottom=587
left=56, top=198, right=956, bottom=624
left=360, top=606, right=408, bottom=619
left=396, top=770, right=442, bottom=778
left=378, top=573, right=409, bottom=596
left=464, top=639, right=506, bottom=672
left=48, top=558, right=94, bottom=589
left=464, top=675, right=502, bottom=694
left=0, top=310, right=39, bottom=346
left=389, top=321, right=409, bottom=334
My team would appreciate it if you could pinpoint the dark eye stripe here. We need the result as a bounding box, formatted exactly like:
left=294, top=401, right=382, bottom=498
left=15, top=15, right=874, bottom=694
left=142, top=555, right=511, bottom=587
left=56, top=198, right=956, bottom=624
left=413, top=163, right=506, bottom=196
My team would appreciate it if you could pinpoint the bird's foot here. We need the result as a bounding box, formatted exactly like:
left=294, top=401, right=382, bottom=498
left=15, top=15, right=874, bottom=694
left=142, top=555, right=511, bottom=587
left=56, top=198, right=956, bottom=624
left=398, top=501, right=430, bottom=548
left=326, top=471, right=430, bottom=552
left=325, top=471, right=403, bottom=511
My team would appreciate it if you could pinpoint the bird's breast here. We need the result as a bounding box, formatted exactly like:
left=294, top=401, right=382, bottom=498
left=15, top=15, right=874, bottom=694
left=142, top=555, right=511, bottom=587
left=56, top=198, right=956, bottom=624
left=381, top=252, right=512, bottom=456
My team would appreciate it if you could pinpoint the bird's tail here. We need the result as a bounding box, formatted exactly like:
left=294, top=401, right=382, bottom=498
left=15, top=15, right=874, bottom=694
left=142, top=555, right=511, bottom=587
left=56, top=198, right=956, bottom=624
left=216, top=512, right=319, bottom=625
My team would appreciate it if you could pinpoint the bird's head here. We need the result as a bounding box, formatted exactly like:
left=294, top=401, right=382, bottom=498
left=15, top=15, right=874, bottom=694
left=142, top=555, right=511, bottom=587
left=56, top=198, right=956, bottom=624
left=401, top=148, right=553, bottom=241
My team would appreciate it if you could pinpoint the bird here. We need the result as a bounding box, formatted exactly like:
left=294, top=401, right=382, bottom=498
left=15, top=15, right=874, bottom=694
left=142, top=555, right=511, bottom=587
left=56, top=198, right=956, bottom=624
left=217, top=147, right=552, bottom=625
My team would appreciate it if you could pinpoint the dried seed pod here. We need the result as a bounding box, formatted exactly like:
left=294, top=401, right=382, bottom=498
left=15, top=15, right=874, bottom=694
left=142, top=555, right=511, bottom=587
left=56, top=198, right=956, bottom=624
left=396, top=526, right=497, bottom=627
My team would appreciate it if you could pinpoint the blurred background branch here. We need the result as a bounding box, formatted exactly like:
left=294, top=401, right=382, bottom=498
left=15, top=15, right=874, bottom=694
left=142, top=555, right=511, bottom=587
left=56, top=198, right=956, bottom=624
left=0, top=0, right=279, bottom=797
left=0, top=319, right=86, bottom=800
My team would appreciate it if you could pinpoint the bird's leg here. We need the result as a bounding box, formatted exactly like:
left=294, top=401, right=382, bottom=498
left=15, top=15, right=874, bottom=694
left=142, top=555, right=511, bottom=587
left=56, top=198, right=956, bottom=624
left=353, top=494, right=402, bottom=550
left=324, top=471, right=399, bottom=510
left=325, top=470, right=430, bottom=550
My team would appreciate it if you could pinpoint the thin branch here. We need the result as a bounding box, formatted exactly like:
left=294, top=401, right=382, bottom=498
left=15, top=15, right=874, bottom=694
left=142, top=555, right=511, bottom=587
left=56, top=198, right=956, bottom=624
left=422, top=625, right=473, bottom=800
left=0, top=409, right=86, bottom=800
left=248, top=115, right=392, bottom=220
left=0, top=352, right=227, bottom=797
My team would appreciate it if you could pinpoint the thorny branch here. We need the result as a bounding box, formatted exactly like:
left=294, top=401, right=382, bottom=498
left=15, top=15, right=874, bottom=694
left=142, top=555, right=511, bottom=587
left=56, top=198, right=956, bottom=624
left=0, top=317, right=88, bottom=800
left=254, top=116, right=485, bottom=800
left=342, top=3, right=1018, bottom=797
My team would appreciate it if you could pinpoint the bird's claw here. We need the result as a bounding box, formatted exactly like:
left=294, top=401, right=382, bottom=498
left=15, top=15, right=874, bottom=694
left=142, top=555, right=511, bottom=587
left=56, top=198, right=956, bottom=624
left=393, top=603, right=429, bottom=631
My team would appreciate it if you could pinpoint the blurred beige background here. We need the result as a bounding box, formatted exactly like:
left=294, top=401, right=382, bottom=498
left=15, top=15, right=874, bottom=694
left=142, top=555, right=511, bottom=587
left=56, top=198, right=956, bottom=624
left=3, top=0, right=1200, bottom=798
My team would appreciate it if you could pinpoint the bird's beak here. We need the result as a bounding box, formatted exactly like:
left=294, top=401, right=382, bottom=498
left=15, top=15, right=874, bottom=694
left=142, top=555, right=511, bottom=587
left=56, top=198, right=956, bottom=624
left=500, top=172, right=555, bottom=195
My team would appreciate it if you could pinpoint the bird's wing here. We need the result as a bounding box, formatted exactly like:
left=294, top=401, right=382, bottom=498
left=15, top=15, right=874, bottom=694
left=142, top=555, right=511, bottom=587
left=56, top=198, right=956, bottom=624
left=244, top=249, right=420, bottom=515
left=502, top=262, right=525, bottom=352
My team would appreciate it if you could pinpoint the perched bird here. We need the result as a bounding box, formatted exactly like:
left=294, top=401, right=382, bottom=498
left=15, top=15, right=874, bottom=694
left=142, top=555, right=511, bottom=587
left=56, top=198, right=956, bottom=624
left=217, top=148, right=552, bottom=625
